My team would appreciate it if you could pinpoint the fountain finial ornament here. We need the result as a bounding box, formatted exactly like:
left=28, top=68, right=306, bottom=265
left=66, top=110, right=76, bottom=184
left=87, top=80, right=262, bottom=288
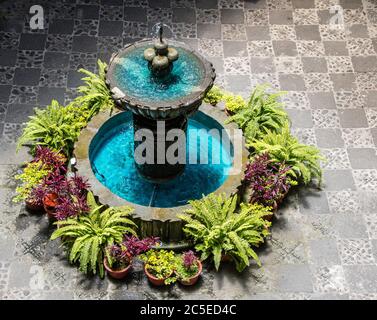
left=143, top=25, right=179, bottom=77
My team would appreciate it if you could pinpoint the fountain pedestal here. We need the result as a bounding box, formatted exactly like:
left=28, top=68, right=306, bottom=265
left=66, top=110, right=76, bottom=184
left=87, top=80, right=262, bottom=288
left=133, top=114, right=188, bottom=182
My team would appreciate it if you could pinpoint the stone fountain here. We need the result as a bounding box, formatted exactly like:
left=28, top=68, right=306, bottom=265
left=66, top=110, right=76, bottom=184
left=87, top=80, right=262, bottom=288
left=74, top=27, right=248, bottom=244
left=105, top=26, right=216, bottom=182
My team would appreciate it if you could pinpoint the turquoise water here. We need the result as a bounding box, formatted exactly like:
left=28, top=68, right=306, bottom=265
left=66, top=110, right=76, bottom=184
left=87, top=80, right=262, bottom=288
left=113, top=46, right=204, bottom=102
left=90, top=112, right=233, bottom=208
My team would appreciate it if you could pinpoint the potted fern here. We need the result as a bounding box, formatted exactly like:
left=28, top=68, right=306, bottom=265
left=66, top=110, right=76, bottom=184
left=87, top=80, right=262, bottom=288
left=50, top=192, right=137, bottom=278
left=178, top=193, right=271, bottom=272
left=175, top=251, right=202, bottom=286
left=225, top=84, right=288, bottom=144
left=140, top=249, right=176, bottom=286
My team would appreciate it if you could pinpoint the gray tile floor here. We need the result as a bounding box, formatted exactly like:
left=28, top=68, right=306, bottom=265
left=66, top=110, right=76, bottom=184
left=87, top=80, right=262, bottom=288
left=1, top=0, right=377, bottom=300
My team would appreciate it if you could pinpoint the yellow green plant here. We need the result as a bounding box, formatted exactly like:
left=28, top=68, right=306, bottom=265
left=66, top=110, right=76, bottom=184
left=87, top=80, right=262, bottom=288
left=13, top=161, right=51, bottom=203
left=140, top=249, right=177, bottom=285
left=203, top=86, right=224, bottom=106
left=223, top=93, right=246, bottom=113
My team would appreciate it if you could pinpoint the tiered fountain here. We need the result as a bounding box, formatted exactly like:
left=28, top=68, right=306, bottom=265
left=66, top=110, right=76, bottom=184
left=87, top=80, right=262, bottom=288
left=74, top=27, right=247, bottom=244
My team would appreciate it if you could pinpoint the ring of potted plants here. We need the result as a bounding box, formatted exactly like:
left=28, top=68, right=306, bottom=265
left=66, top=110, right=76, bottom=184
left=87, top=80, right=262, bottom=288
left=140, top=249, right=176, bottom=286
left=175, top=251, right=202, bottom=286
left=104, top=244, right=133, bottom=280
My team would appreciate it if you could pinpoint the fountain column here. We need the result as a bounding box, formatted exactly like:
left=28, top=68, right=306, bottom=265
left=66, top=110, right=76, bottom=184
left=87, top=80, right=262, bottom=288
left=133, top=113, right=188, bottom=182
left=129, top=28, right=185, bottom=182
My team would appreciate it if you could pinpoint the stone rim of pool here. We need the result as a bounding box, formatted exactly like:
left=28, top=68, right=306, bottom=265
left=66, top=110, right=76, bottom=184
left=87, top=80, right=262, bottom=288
left=74, top=104, right=248, bottom=242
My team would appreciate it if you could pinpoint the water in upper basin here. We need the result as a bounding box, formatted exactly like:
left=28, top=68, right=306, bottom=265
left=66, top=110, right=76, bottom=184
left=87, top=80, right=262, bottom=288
left=112, top=45, right=204, bottom=102
left=89, top=111, right=233, bottom=208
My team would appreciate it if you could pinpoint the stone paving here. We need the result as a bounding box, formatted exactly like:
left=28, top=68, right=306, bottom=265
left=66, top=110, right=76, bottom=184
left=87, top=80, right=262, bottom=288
left=1, top=0, right=377, bottom=300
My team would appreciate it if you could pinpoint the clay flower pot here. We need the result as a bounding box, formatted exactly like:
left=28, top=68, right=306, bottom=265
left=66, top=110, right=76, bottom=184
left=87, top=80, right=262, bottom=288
left=177, top=260, right=202, bottom=286
left=43, top=193, right=59, bottom=219
left=225, top=108, right=235, bottom=117
left=144, top=265, right=173, bottom=286
left=104, top=258, right=132, bottom=280
left=263, top=201, right=277, bottom=222
left=25, top=199, right=44, bottom=212
left=221, top=253, right=233, bottom=262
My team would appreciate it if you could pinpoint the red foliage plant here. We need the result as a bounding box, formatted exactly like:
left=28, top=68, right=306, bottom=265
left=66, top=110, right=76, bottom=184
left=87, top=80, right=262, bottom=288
left=244, top=153, right=292, bottom=207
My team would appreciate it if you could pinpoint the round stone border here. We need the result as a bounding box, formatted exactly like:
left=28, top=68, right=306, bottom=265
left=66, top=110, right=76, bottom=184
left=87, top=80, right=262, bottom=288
left=105, top=39, right=216, bottom=120
left=73, top=104, right=249, bottom=242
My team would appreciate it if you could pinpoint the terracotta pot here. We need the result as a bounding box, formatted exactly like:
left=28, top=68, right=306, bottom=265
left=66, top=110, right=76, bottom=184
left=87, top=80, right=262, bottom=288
left=277, top=190, right=289, bottom=205
left=225, top=108, right=234, bottom=117
left=263, top=213, right=274, bottom=222
left=263, top=201, right=277, bottom=222
left=221, top=253, right=233, bottom=262
left=177, top=260, right=202, bottom=286
left=43, top=193, right=59, bottom=219
left=144, top=265, right=173, bottom=286
left=104, top=258, right=132, bottom=280
left=25, top=199, right=44, bottom=212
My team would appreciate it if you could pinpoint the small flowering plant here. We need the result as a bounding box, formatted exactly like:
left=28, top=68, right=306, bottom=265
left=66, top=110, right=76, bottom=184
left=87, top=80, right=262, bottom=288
left=245, top=153, right=295, bottom=207
left=140, top=249, right=176, bottom=285
left=106, top=244, right=132, bottom=270
left=105, top=236, right=159, bottom=272
left=13, top=161, right=51, bottom=204
left=174, top=250, right=200, bottom=281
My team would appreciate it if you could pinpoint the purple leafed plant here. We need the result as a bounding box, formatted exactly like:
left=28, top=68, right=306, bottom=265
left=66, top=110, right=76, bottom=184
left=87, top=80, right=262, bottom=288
left=54, top=193, right=89, bottom=220
left=122, top=235, right=160, bottom=257
left=245, top=153, right=292, bottom=207
left=34, top=171, right=90, bottom=220
left=28, top=184, right=46, bottom=207
left=53, top=174, right=90, bottom=220
left=33, top=146, right=66, bottom=173
left=182, top=250, right=197, bottom=269
left=107, top=244, right=132, bottom=270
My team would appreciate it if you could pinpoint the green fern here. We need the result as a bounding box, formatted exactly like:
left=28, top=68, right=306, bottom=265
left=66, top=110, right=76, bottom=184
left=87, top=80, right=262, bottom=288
left=178, top=193, right=271, bottom=272
left=17, top=60, right=115, bottom=156
left=249, top=122, right=325, bottom=185
left=50, top=192, right=137, bottom=278
left=16, top=100, right=89, bottom=156
left=73, top=59, right=115, bottom=113
left=225, top=84, right=288, bottom=143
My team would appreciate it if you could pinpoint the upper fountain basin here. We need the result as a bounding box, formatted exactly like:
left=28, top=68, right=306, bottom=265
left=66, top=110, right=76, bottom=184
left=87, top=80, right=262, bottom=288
left=106, top=39, right=215, bottom=120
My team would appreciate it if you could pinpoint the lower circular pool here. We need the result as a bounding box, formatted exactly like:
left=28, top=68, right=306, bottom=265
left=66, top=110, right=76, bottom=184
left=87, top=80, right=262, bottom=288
left=89, top=111, right=233, bottom=208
